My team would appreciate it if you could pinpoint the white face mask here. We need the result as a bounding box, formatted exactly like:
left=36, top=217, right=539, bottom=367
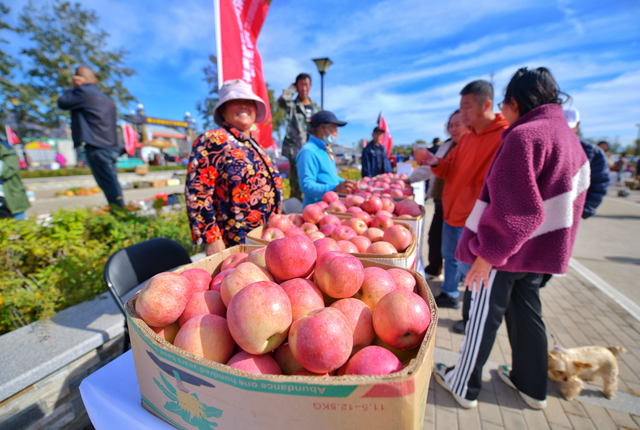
left=322, top=125, right=336, bottom=145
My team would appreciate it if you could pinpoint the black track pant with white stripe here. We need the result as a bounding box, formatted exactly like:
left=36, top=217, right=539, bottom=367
left=445, top=270, right=548, bottom=401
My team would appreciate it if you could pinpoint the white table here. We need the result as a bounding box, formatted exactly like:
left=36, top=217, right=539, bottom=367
left=80, top=351, right=175, bottom=430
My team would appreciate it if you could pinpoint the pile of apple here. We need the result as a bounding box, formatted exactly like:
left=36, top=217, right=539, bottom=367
left=135, top=237, right=431, bottom=378
left=261, top=192, right=416, bottom=255
left=324, top=191, right=423, bottom=218
left=357, top=173, right=414, bottom=199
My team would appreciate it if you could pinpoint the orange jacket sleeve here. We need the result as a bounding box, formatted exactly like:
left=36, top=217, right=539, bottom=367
left=431, top=144, right=459, bottom=179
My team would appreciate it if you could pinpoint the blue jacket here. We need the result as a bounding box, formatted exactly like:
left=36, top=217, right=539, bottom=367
left=58, top=83, right=118, bottom=150
left=296, top=135, right=344, bottom=207
left=580, top=140, right=609, bottom=219
left=361, top=141, right=392, bottom=178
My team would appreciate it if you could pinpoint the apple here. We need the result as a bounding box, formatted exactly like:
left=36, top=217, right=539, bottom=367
left=400, top=205, right=422, bottom=217
left=227, top=281, right=292, bottom=354
left=352, top=211, right=372, bottom=226
left=268, top=214, right=293, bottom=232
left=210, top=268, right=234, bottom=291
left=373, top=290, right=431, bottom=350
left=339, top=346, right=404, bottom=376
left=346, top=206, right=363, bottom=214
left=414, top=147, right=428, bottom=164
left=319, top=224, right=338, bottom=237
left=221, top=253, right=248, bottom=271
left=180, top=268, right=212, bottom=294
left=357, top=267, right=397, bottom=311
left=346, top=195, right=365, bottom=208
left=362, top=227, right=384, bottom=243
left=331, top=225, right=357, bottom=241
left=307, top=231, right=326, bottom=241
left=178, top=291, right=226, bottom=326
left=227, top=351, right=282, bottom=375
left=350, top=236, right=371, bottom=253
left=280, top=278, right=325, bottom=322
left=274, top=342, right=304, bottom=375
left=300, top=222, right=318, bottom=234
left=174, top=314, right=235, bottom=363
left=366, top=241, right=398, bottom=254
left=246, top=248, right=266, bottom=268
left=383, top=225, right=413, bottom=252
left=262, top=227, right=285, bottom=240
left=375, top=210, right=394, bottom=218
left=330, top=298, right=374, bottom=353
left=361, top=196, right=383, bottom=214
left=289, top=308, right=353, bottom=373
left=327, top=200, right=347, bottom=213
left=390, top=189, right=404, bottom=198
left=135, top=273, right=192, bottom=327
left=337, top=240, right=358, bottom=253
left=319, top=214, right=341, bottom=228
left=302, top=204, right=323, bottom=224
left=291, top=368, right=331, bottom=377
left=265, top=235, right=317, bottom=281
left=387, top=268, right=417, bottom=292
left=314, top=251, right=364, bottom=298
left=313, top=237, right=341, bottom=258
left=220, top=262, right=273, bottom=306
left=284, top=226, right=305, bottom=237
left=343, top=218, right=368, bottom=235
left=371, top=213, right=394, bottom=230
left=322, top=191, right=339, bottom=204
left=402, top=188, right=414, bottom=197
left=150, top=321, right=180, bottom=344
left=288, top=213, right=304, bottom=227
left=315, top=201, right=329, bottom=211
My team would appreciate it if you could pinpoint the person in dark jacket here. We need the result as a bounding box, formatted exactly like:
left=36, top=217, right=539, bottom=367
left=361, top=127, right=392, bottom=178
left=58, top=66, right=124, bottom=207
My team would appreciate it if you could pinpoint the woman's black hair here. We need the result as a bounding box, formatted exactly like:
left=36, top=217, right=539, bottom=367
left=445, top=109, right=462, bottom=134
left=503, top=67, right=570, bottom=117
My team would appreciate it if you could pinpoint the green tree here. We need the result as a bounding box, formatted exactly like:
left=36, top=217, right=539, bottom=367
left=267, top=83, right=286, bottom=141
left=0, top=3, right=18, bottom=122
left=14, top=0, right=136, bottom=132
left=196, top=54, right=219, bottom=132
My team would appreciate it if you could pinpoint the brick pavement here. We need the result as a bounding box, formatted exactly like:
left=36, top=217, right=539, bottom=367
left=424, top=267, right=640, bottom=430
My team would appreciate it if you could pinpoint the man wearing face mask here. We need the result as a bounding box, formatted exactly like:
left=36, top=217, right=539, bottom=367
left=296, top=111, right=357, bottom=207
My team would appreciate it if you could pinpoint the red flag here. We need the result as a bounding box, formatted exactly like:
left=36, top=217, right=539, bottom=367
left=123, top=124, right=138, bottom=155
left=214, top=0, right=273, bottom=148
left=5, top=125, right=20, bottom=145
left=377, top=113, right=393, bottom=157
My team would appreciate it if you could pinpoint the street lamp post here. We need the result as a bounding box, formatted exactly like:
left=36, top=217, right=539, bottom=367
left=635, top=123, right=640, bottom=157
left=312, top=58, right=333, bottom=109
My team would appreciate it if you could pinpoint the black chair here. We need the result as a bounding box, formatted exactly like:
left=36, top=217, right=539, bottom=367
left=104, top=237, right=192, bottom=351
left=282, top=197, right=302, bottom=215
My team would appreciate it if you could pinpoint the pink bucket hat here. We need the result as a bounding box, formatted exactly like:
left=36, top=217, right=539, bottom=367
left=213, top=79, right=267, bottom=126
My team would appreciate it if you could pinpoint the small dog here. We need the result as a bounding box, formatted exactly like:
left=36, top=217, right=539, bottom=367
left=548, top=345, right=627, bottom=400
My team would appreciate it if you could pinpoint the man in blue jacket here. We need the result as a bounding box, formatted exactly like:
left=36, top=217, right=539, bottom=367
left=296, top=111, right=356, bottom=206
left=58, top=66, right=124, bottom=207
left=361, top=126, right=392, bottom=178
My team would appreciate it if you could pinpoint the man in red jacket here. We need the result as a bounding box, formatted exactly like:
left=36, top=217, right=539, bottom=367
left=424, top=80, right=509, bottom=309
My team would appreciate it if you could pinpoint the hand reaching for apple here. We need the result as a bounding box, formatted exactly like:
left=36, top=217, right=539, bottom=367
left=335, top=180, right=357, bottom=195
left=421, top=151, right=439, bottom=166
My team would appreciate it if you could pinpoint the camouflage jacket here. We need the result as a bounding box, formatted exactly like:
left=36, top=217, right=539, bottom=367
left=278, top=85, right=321, bottom=155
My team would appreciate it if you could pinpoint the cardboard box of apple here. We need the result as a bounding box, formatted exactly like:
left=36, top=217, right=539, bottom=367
left=125, top=244, right=438, bottom=430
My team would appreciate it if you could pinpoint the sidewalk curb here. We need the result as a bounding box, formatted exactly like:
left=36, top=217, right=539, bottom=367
left=569, top=257, right=640, bottom=323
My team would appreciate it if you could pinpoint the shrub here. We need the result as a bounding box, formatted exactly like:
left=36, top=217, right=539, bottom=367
left=19, top=165, right=186, bottom=179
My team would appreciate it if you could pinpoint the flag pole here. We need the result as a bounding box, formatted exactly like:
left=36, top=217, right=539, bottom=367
left=213, top=0, right=223, bottom=89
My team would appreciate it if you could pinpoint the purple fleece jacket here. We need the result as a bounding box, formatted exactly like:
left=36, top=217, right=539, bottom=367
left=455, top=104, right=590, bottom=274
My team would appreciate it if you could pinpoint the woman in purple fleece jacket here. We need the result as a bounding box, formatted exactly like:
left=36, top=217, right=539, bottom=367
left=434, top=68, right=590, bottom=410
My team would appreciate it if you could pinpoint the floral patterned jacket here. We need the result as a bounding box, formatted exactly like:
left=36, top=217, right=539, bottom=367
left=185, top=124, right=283, bottom=247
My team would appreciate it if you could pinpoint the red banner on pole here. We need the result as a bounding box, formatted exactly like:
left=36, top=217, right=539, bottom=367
left=123, top=124, right=138, bottom=155
left=377, top=113, right=393, bottom=157
left=214, top=0, right=273, bottom=148
left=5, top=125, right=20, bottom=145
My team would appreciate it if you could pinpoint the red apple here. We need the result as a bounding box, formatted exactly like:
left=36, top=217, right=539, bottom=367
left=274, top=342, right=304, bottom=375
left=327, top=200, right=347, bottom=213
left=343, top=218, right=368, bottom=235
left=330, top=298, right=374, bottom=353
left=383, top=225, right=413, bottom=252
left=180, top=268, right=212, bottom=294
left=227, top=351, right=282, bottom=375
left=280, top=278, right=325, bottom=322
left=414, top=147, right=428, bottom=163
left=350, top=236, right=371, bottom=253
left=268, top=214, right=293, bottom=232
left=373, top=290, right=431, bottom=350
left=220, top=262, right=273, bottom=306
left=337, top=240, right=358, bottom=253
left=307, top=231, right=326, bottom=241
left=284, top=226, right=305, bottom=237
left=265, top=235, right=317, bottom=281
left=371, top=213, right=394, bottom=230
left=135, top=273, right=192, bottom=327
left=366, top=241, right=398, bottom=254
left=313, top=237, right=341, bottom=257
left=246, top=248, right=267, bottom=268
left=318, top=214, right=340, bottom=228
left=262, top=227, right=285, bottom=240
left=314, top=251, right=364, bottom=298
left=210, top=268, right=234, bottom=291
left=288, top=213, right=304, bottom=227
left=331, top=225, right=357, bottom=241
left=400, top=205, right=422, bottom=217
left=352, top=211, right=372, bottom=226
left=346, top=206, right=363, bottom=214
left=300, top=222, right=319, bottom=234
left=319, top=224, right=338, bottom=237
left=375, top=210, right=394, bottom=218
left=227, top=281, right=292, bottom=354
left=346, top=195, right=365, bottom=208
left=361, top=196, right=383, bottom=214
left=150, top=321, right=180, bottom=344
left=178, top=290, right=226, bottom=326
left=357, top=267, right=397, bottom=311
left=302, top=204, right=323, bottom=224
left=390, top=189, right=404, bottom=198
left=387, top=268, right=417, bottom=292
left=322, top=191, right=339, bottom=204
left=221, top=253, right=248, bottom=271
left=340, top=346, right=404, bottom=375
left=174, top=314, right=235, bottom=363
left=289, top=308, right=353, bottom=373
left=362, top=227, right=384, bottom=243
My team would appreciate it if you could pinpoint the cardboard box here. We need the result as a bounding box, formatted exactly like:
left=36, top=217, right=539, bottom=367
left=125, top=245, right=438, bottom=430
left=245, top=222, right=419, bottom=269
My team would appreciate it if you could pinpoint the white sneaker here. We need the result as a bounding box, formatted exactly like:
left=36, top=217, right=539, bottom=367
left=498, top=365, right=547, bottom=410
left=433, top=363, right=478, bottom=409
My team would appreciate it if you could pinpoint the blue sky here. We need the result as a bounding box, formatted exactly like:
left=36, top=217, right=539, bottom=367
left=4, top=0, right=640, bottom=148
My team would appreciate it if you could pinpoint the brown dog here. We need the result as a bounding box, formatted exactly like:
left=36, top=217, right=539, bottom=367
left=548, top=345, right=627, bottom=400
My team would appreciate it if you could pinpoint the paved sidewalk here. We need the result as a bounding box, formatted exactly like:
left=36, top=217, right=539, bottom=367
left=423, top=268, right=640, bottom=429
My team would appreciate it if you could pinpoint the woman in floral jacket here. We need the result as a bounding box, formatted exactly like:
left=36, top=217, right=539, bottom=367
left=186, top=80, right=283, bottom=255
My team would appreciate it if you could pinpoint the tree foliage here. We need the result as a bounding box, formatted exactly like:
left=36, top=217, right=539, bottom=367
left=195, top=54, right=219, bottom=132
left=267, top=83, right=286, bottom=142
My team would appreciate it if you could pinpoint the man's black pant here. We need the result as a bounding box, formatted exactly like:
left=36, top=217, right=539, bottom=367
left=425, top=199, right=443, bottom=276
left=445, top=271, right=547, bottom=401
left=85, top=145, right=124, bottom=207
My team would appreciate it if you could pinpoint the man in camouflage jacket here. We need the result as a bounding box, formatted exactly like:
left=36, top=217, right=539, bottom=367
left=278, top=73, right=321, bottom=200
